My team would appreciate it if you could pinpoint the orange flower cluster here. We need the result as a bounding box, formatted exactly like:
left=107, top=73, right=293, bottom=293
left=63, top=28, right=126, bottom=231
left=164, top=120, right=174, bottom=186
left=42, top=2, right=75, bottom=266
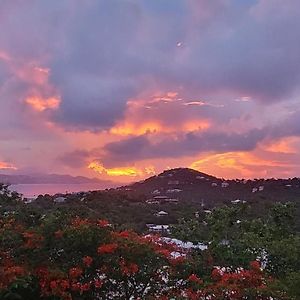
left=22, top=231, right=44, bottom=249
left=97, top=243, right=118, bottom=254
left=82, top=256, right=93, bottom=267
left=120, top=259, right=139, bottom=276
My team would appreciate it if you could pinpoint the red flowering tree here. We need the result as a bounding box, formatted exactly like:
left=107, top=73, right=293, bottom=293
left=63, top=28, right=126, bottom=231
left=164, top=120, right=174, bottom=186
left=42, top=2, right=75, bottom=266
left=0, top=214, right=284, bottom=299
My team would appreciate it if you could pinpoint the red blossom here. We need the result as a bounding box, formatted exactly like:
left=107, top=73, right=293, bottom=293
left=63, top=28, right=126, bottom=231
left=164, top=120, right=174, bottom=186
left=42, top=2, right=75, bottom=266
left=82, top=256, right=93, bottom=267
left=97, top=219, right=109, bottom=227
left=211, top=268, right=222, bottom=281
left=97, top=243, right=118, bottom=254
left=250, top=260, right=261, bottom=271
left=69, top=267, right=83, bottom=279
left=188, top=274, right=203, bottom=284
left=94, top=279, right=103, bottom=289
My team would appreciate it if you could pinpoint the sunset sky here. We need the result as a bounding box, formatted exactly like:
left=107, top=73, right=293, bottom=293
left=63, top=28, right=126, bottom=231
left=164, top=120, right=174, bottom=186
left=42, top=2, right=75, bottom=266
left=1, top=0, right=300, bottom=182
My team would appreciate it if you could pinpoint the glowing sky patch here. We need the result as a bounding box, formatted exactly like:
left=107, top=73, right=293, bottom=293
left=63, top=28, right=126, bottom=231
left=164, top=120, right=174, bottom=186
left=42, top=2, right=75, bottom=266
left=87, top=161, right=153, bottom=177
left=25, top=96, right=60, bottom=112
left=0, top=162, right=17, bottom=170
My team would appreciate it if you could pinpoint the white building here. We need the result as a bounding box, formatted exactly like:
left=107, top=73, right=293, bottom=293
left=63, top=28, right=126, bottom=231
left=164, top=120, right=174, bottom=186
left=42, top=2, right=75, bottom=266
left=54, top=196, right=67, bottom=203
left=221, top=182, right=229, bottom=188
left=155, top=211, right=169, bottom=217
left=166, top=189, right=182, bottom=193
left=146, top=224, right=170, bottom=234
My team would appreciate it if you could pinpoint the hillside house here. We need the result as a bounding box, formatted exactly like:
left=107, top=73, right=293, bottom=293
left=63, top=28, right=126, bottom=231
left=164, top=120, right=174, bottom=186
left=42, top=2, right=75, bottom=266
left=155, top=210, right=168, bottom=217
left=221, top=182, right=229, bottom=188
left=168, top=180, right=180, bottom=185
left=166, top=188, right=182, bottom=193
left=54, top=196, right=67, bottom=203
left=165, top=198, right=179, bottom=204
left=231, top=199, right=247, bottom=204
left=151, top=189, right=161, bottom=195
left=146, top=199, right=160, bottom=204
left=153, top=195, right=168, bottom=200
left=146, top=224, right=170, bottom=234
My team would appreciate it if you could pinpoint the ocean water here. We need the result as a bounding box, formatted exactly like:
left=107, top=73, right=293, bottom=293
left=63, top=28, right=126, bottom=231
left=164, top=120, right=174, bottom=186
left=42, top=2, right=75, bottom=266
left=9, top=183, right=112, bottom=198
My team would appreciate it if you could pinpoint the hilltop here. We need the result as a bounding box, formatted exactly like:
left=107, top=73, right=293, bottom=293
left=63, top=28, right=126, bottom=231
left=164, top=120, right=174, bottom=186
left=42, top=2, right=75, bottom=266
left=118, top=167, right=300, bottom=209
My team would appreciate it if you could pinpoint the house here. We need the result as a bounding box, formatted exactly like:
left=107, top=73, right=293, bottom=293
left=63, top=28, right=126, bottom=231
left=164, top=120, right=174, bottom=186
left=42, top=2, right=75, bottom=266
left=252, top=187, right=258, bottom=193
left=211, top=183, right=218, bottom=187
left=166, top=188, right=182, bottom=193
left=153, top=195, right=168, bottom=200
left=155, top=210, right=168, bottom=217
left=23, top=197, right=36, bottom=204
left=146, top=199, right=160, bottom=204
left=204, top=209, right=212, bottom=214
left=258, top=186, right=264, bottom=191
left=165, top=198, right=179, bottom=204
left=151, top=189, right=161, bottom=195
left=54, top=196, right=67, bottom=203
left=196, top=176, right=205, bottom=180
left=221, top=182, right=229, bottom=188
left=168, top=180, right=180, bottom=185
left=146, top=224, right=170, bottom=234
left=231, top=199, right=241, bottom=204
left=161, top=237, right=208, bottom=251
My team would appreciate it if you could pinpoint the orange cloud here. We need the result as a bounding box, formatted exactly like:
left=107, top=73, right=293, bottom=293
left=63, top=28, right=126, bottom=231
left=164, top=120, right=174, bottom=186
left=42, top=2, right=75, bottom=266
left=88, top=161, right=155, bottom=177
left=190, top=151, right=290, bottom=179
left=25, top=96, right=60, bottom=112
left=109, top=91, right=211, bottom=136
left=0, top=161, right=17, bottom=170
left=263, top=137, right=298, bottom=154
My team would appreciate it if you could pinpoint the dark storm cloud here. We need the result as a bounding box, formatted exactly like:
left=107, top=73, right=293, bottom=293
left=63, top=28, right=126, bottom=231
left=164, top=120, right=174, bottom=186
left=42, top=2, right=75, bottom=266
left=101, top=128, right=266, bottom=166
left=2, top=0, right=300, bottom=131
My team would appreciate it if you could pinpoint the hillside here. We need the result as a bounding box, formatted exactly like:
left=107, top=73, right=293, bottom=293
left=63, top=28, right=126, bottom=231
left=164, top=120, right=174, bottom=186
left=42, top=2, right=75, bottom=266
left=118, top=167, right=300, bottom=209
left=1, top=168, right=300, bottom=232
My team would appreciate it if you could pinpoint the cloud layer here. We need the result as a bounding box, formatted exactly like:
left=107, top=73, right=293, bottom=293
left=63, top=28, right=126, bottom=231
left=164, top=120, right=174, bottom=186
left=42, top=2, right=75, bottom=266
left=1, top=0, right=300, bottom=180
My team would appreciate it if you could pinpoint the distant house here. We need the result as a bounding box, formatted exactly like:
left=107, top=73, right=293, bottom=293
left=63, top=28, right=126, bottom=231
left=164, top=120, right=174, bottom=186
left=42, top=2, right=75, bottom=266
left=54, top=196, right=67, bottom=203
left=153, top=195, right=168, bottom=200
left=252, top=187, right=258, bottom=193
left=211, top=183, right=218, bottom=187
left=166, top=188, right=182, bottom=193
left=165, top=198, right=179, bottom=204
left=221, top=182, right=229, bottom=188
left=155, top=210, right=168, bottom=217
left=203, top=209, right=212, bottom=214
left=231, top=199, right=241, bottom=204
left=161, top=237, right=208, bottom=251
left=258, top=186, right=264, bottom=191
left=231, top=199, right=247, bottom=204
left=146, top=224, right=170, bottom=234
left=168, top=180, right=180, bottom=185
left=146, top=199, right=160, bottom=204
left=151, top=189, right=161, bottom=195
left=23, top=197, right=37, bottom=204
left=196, top=176, right=205, bottom=180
